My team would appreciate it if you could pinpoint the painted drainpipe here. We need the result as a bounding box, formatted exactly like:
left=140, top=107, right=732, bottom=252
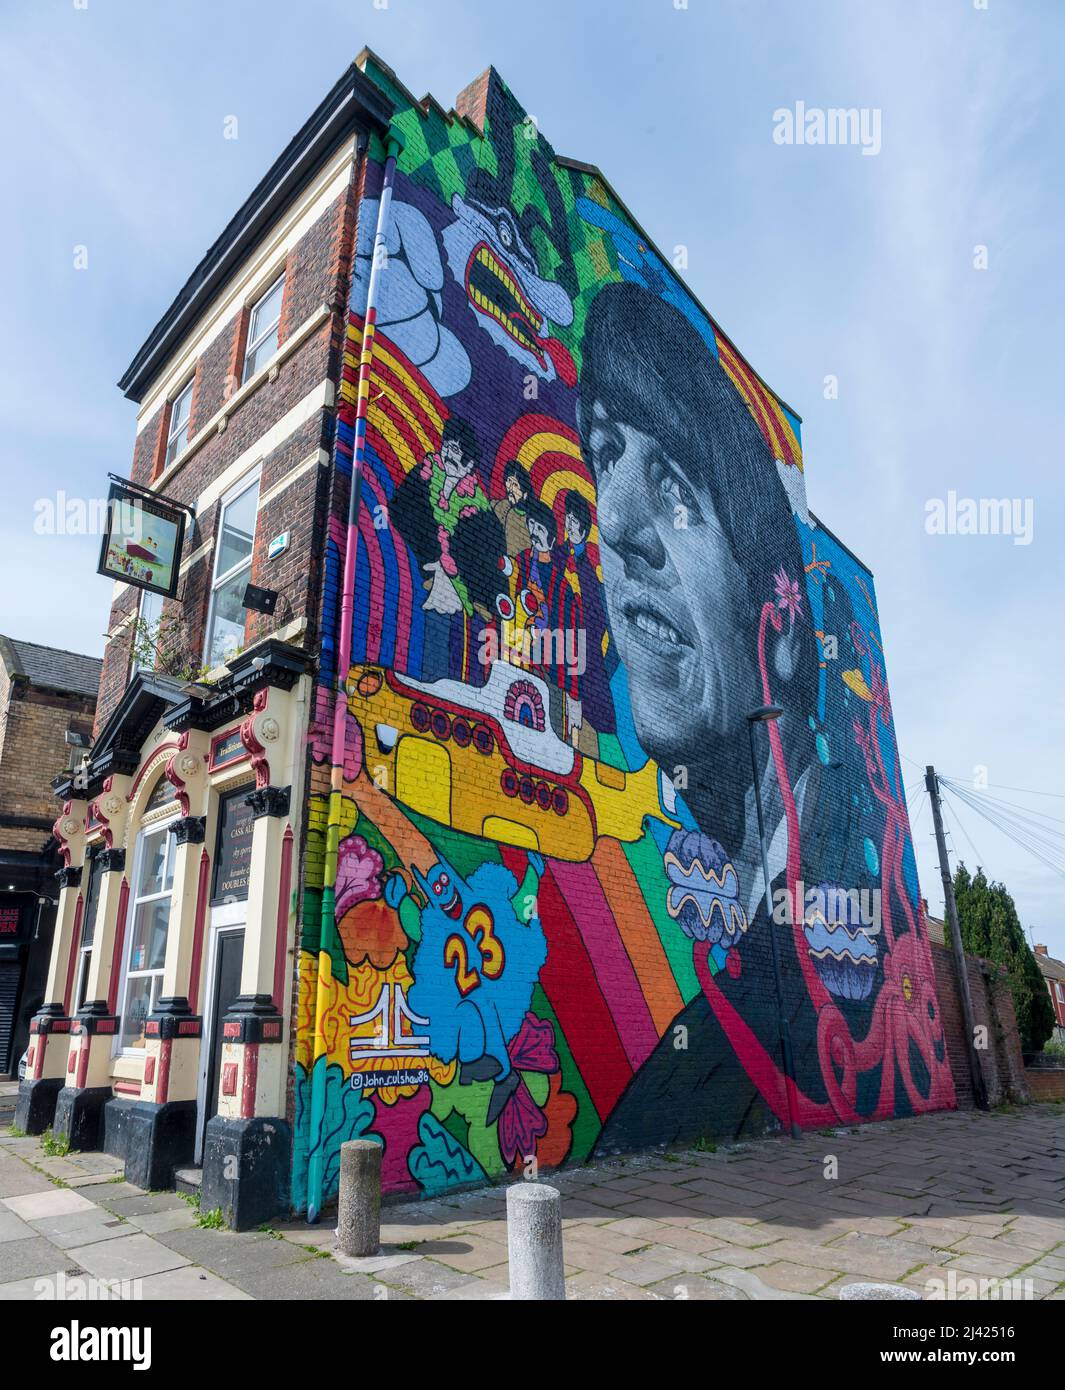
left=306, top=131, right=402, bottom=1223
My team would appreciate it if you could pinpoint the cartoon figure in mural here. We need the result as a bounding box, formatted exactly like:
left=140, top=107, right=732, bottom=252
left=510, top=497, right=584, bottom=742
left=388, top=414, right=509, bottom=683
left=385, top=850, right=547, bottom=1130
left=353, top=196, right=472, bottom=398
left=491, top=459, right=533, bottom=558
left=557, top=488, right=615, bottom=746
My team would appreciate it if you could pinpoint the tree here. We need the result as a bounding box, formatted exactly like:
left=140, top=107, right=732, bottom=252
left=953, top=863, right=1055, bottom=1054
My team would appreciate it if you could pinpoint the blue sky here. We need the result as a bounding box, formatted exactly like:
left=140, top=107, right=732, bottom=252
left=2, top=0, right=1062, bottom=955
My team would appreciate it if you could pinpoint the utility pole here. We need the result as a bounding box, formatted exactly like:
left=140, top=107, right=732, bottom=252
left=926, top=765, right=989, bottom=1110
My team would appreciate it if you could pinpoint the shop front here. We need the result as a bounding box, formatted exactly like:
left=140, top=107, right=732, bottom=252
left=16, top=641, right=312, bottom=1228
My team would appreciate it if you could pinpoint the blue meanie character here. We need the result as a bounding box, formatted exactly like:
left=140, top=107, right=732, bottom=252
left=388, top=851, right=546, bottom=1125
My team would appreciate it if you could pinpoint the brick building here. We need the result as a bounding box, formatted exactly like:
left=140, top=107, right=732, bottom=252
left=0, top=636, right=100, bottom=1076
left=1034, top=944, right=1065, bottom=1042
left=23, top=51, right=956, bottom=1228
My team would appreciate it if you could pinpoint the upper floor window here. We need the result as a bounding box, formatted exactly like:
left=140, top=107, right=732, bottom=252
left=242, top=273, right=285, bottom=382
left=164, top=378, right=194, bottom=467
left=204, top=471, right=260, bottom=669
left=1057, top=981, right=1064, bottom=1005
left=131, top=586, right=164, bottom=678
left=117, top=810, right=177, bottom=1051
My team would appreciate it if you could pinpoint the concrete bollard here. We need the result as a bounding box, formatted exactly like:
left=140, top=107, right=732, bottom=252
left=337, top=1139, right=382, bottom=1257
left=839, top=1282, right=921, bottom=1300
left=507, top=1182, right=565, bottom=1300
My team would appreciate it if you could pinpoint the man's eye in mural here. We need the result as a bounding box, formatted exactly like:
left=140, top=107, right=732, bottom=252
left=655, top=464, right=701, bottom=525
left=442, top=194, right=577, bottom=386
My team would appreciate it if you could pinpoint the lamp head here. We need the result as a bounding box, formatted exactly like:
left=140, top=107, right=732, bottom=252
left=746, top=705, right=784, bottom=724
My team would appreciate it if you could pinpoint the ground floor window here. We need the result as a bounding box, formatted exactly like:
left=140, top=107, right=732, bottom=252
left=117, top=813, right=176, bottom=1051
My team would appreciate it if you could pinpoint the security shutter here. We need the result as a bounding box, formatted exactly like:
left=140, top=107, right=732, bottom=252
left=0, top=962, right=20, bottom=1075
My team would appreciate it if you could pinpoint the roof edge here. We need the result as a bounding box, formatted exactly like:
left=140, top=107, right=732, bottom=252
left=118, top=62, right=393, bottom=404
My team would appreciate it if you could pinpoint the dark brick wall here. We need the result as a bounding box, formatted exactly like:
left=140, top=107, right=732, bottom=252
left=930, top=942, right=1029, bottom=1108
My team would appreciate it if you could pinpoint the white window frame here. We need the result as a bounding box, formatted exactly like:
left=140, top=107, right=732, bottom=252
left=75, top=850, right=102, bottom=1012
left=203, top=468, right=261, bottom=670
left=1056, top=981, right=1064, bottom=1005
left=130, top=586, right=164, bottom=678
left=164, top=377, right=195, bottom=467
left=241, top=272, right=285, bottom=383
left=114, top=813, right=179, bottom=1057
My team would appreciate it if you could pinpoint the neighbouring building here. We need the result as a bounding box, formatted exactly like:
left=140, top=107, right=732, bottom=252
left=1034, top=944, right=1065, bottom=1043
left=20, top=51, right=956, bottom=1228
left=0, top=637, right=100, bottom=1078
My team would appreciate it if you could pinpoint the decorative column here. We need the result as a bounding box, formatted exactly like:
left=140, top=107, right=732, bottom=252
left=54, top=776, right=132, bottom=1150
left=122, top=737, right=210, bottom=1191
left=16, top=800, right=86, bottom=1133
left=200, top=690, right=294, bottom=1228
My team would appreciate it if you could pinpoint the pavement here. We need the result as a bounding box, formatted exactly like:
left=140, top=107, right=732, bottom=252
left=2, top=1092, right=1063, bottom=1301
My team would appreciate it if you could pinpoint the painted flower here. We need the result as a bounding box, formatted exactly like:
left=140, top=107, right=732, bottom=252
left=773, top=567, right=803, bottom=621
left=335, top=835, right=384, bottom=919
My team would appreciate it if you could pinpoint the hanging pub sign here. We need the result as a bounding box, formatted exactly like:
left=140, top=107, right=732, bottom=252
left=97, top=482, right=185, bottom=597
left=212, top=787, right=256, bottom=905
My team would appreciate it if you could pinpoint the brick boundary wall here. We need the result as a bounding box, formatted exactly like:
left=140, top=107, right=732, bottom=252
left=1025, top=1069, right=1065, bottom=1101
left=930, top=941, right=1029, bottom=1108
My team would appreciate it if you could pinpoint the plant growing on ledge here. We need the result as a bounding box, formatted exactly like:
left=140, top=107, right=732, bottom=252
left=130, top=613, right=210, bottom=685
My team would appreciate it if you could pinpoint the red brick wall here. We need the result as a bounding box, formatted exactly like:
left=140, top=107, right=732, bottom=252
left=930, top=942, right=1029, bottom=1107
left=1025, top=1069, right=1065, bottom=1101
left=96, top=179, right=362, bottom=736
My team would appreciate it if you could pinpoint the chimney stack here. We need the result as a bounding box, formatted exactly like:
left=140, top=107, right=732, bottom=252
left=1034, top=943, right=1048, bottom=955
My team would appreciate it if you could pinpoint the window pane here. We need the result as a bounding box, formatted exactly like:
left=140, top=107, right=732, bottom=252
left=132, top=589, right=164, bottom=676
left=135, top=829, right=168, bottom=899
left=243, top=277, right=283, bottom=382
left=120, top=976, right=153, bottom=1050
left=243, top=328, right=279, bottom=381
left=206, top=567, right=250, bottom=667
left=129, top=898, right=170, bottom=973
left=76, top=950, right=92, bottom=1011
left=249, top=277, right=284, bottom=340
left=81, top=856, right=102, bottom=949
left=216, top=481, right=259, bottom=577
left=165, top=382, right=193, bottom=464
left=165, top=420, right=189, bottom=466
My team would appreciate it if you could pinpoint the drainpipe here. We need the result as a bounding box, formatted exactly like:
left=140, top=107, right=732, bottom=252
left=306, top=130, right=403, bottom=1223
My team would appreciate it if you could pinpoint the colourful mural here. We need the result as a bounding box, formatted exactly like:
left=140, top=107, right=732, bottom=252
left=292, top=60, right=954, bottom=1218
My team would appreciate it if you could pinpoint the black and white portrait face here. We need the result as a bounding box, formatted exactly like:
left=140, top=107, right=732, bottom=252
left=578, top=283, right=810, bottom=801
left=587, top=400, right=755, bottom=766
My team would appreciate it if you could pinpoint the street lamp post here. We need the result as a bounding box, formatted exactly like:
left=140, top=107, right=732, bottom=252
left=746, top=705, right=801, bottom=1140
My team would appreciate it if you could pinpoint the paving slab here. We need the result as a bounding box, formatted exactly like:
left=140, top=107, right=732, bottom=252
left=135, top=1266, right=251, bottom=1300
left=0, top=1270, right=72, bottom=1300
left=125, top=1206, right=199, bottom=1236
left=0, top=1235, right=81, bottom=1284
left=155, top=1226, right=316, bottom=1280
left=3, top=1188, right=96, bottom=1221
left=223, top=1258, right=396, bottom=1301
left=0, top=1209, right=36, bottom=1243
left=66, top=1232, right=191, bottom=1282
left=29, top=1209, right=131, bottom=1249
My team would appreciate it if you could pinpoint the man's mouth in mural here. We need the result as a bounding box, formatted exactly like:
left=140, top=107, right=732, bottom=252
left=621, top=598, right=692, bottom=655
left=440, top=886, right=463, bottom=918
left=465, top=241, right=546, bottom=359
